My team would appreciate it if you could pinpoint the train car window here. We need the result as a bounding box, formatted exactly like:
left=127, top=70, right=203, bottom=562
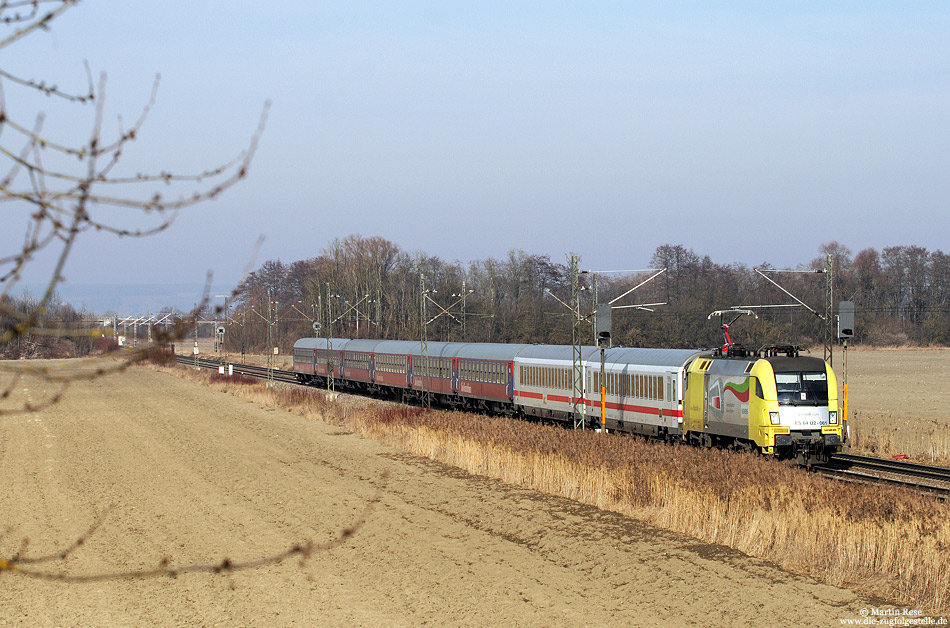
left=753, top=377, right=764, bottom=399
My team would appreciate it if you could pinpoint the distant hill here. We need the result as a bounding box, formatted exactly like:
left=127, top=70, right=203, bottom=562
left=16, top=283, right=236, bottom=315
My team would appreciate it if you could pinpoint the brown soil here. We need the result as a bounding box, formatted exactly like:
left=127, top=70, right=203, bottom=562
left=0, top=361, right=882, bottom=627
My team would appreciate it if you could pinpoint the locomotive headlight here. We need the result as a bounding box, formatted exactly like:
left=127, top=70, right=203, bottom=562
left=829, top=411, right=838, bottom=424
left=769, top=412, right=780, bottom=425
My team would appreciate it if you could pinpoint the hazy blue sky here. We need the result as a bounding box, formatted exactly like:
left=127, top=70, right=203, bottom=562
left=5, top=1, right=950, bottom=299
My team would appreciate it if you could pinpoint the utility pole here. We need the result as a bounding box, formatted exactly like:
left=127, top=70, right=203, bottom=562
left=194, top=302, right=199, bottom=369
left=460, top=279, right=467, bottom=340
left=570, top=254, right=585, bottom=430
left=420, top=274, right=430, bottom=408
left=326, top=283, right=334, bottom=394
left=266, top=291, right=275, bottom=387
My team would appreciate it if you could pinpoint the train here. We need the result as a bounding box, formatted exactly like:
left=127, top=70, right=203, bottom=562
left=292, top=337, right=842, bottom=463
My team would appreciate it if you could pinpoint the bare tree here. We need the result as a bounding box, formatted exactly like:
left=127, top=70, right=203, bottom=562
left=0, top=0, right=268, bottom=395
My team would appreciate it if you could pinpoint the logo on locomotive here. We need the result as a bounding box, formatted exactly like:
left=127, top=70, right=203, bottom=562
left=707, top=376, right=751, bottom=421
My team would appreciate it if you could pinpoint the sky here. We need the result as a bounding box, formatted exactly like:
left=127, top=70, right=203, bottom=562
left=4, top=1, right=950, bottom=310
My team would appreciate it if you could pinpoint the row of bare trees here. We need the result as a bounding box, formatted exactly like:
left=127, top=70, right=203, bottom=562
left=0, top=293, right=111, bottom=359
left=232, top=237, right=950, bottom=353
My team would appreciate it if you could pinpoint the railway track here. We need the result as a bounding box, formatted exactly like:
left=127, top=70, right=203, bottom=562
left=815, top=453, right=950, bottom=498
left=174, top=354, right=950, bottom=497
left=174, top=355, right=299, bottom=384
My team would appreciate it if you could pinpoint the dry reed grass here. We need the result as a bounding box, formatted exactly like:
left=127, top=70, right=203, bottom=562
left=157, top=364, right=950, bottom=615
left=849, top=412, right=950, bottom=465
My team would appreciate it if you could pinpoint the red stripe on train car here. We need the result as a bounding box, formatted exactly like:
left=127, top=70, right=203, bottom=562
left=514, top=390, right=544, bottom=400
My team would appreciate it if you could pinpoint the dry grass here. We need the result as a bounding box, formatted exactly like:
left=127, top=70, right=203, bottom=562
left=157, top=363, right=950, bottom=615
left=849, top=413, right=950, bottom=464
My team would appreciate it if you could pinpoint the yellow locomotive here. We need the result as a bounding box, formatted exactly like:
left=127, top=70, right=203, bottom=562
left=683, top=344, right=842, bottom=463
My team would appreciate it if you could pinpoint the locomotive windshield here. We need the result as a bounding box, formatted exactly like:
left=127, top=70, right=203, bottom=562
left=774, top=371, right=828, bottom=405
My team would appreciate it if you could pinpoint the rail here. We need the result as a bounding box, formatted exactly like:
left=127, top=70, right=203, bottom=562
left=173, top=355, right=299, bottom=384
left=815, top=453, right=950, bottom=498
